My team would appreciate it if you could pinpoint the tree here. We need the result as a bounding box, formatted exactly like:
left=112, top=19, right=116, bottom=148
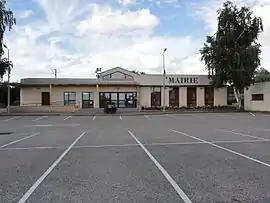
left=0, top=0, right=16, bottom=79
left=0, top=57, right=12, bottom=79
left=254, top=67, right=270, bottom=83
left=131, top=70, right=146, bottom=75
left=200, top=1, right=263, bottom=109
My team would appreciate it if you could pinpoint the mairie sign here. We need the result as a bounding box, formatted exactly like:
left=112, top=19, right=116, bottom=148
left=167, top=77, right=199, bottom=84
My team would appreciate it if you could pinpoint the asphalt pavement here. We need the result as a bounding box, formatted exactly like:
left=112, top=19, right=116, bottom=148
left=1, top=112, right=270, bottom=203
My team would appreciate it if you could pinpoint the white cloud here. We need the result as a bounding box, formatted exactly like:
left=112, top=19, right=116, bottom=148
left=119, top=0, right=136, bottom=6
left=17, top=10, right=34, bottom=19
left=77, top=5, right=159, bottom=35
left=4, top=1, right=203, bottom=82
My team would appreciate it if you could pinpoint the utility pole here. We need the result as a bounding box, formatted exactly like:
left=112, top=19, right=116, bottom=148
left=54, top=69, right=57, bottom=78
left=162, top=48, right=167, bottom=112
left=4, top=44, right=10, bottom=114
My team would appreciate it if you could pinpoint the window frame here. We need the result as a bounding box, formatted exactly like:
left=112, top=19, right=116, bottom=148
left=64, top=92, right=76, bottom=106
left=251, top=94, right=264, bottom=101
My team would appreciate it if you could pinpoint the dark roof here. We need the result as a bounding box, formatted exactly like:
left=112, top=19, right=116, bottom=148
left=19, top=78, right=139, bottom=86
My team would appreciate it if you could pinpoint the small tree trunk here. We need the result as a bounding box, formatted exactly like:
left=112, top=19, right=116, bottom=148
left=233, top=86, right=242, bottom=110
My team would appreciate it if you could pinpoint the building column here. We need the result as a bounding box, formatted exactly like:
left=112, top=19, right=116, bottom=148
left=161, top=87, right=169, bottom=107
left=76, top=91, right=82, bottom=108
left=136, top=86, right=140, bottom=109
left=94, top=85, right=100, bottom=108
left=179, top=87, right=187, bottom=107
left=196, top=87, right=205, bottom=106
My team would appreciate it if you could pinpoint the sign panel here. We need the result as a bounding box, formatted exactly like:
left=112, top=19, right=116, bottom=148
left=167, top=77, right=199, bottom=84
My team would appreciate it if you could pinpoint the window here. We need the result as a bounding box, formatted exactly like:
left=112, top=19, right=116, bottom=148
left=151, top=87, right=161, bottom=92
left=64, top=92, right=76, bottom=106
left=251, top=94, right=264, bottom=101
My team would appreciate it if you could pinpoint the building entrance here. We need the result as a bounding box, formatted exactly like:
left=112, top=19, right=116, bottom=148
left=99, top=92, right=137, bottom=108
left=82, top=92, right=94, bottom=108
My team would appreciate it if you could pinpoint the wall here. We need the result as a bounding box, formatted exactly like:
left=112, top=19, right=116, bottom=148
left=179, top=87, right=187, bottom=107
left=21, top=85, right=138, bottom=108
left=20, top=86, right=50, bottom=106
left=135, top=74, right=212, bottom=86
left=139, top=87, right=151, bottom=108
left=214, top=87, right=227, bottom=106
left=50, top=86, right=96, bottom=107
left=244, top=82, right=270, bottom=111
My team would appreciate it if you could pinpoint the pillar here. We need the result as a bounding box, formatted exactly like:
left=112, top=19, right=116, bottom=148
left=179, top=87, right=187, bottom=107
left=196, top=87, right=205, bottom=106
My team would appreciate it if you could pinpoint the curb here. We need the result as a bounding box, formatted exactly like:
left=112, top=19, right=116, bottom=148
left=0, top=110, right=243, bottom=117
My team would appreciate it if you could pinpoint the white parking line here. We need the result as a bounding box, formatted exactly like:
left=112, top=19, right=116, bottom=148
left=93, top=116, right=96, bottom=120
left=249, top=112, right=255, bottom=116
left=120, top=116, right=122, bottom=120
left=144, top=115, right=151, bottom=120
left=24, top=124, right=80, bottom=127
left=33, top=116, right=48, bottom=122
left=128, top=130, right=193, bottom=203
left=64, top=116, right=72, bottom=121
left=0, top=132, right=41, bottom=149
left=18, top=131, right=87, bottom=203
left=171, top=129, right=270, bottom=168
left=216, top=129, right=269, bottom=141
left=3, top=116, right=22, bottom=122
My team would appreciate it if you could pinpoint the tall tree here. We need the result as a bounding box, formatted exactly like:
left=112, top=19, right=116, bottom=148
left=0, top=0, right=16, bottom=79
left=254, top=67, right=270, bottom=83
left=200, top=1, right=263, bottom=109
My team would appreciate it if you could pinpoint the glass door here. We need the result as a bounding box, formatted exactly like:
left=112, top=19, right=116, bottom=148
left=82, top=92, right=94, bottom=108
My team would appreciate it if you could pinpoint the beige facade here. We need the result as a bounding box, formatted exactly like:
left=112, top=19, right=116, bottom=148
left=244, top=82, right=270, bottom=111
left=19, top=67, right=228, bottom=109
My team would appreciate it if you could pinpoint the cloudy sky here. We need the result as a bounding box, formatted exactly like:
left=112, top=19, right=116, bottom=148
left=3, top=0, right=270, bottom=81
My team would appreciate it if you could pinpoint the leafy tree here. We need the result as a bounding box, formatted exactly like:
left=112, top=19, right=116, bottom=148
left=0, top=0, right=16, bottom=79
left=131, top=70, right=146, bottom=75
left=200, top=1, right=263, bottom=109
left=0, top=57, right=12, bottom=79
left=254, top=67, right=270, bottom=83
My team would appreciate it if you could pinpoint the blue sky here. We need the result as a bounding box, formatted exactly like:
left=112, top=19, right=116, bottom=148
left=3, top=0, right=270, bottom=81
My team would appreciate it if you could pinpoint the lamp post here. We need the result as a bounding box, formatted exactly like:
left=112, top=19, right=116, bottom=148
left=4, top=44, right=10, bottom=114
left=162, top=48, right=167, bottom=112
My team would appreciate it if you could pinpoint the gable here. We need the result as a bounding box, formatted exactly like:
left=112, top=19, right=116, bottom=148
left=99, top=67, right=134, bottom=80
left=102, top=71, right=134, bottom=80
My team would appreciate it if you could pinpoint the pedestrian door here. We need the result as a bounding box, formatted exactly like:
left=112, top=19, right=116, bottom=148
left=82, top=92, right=94, bottom=108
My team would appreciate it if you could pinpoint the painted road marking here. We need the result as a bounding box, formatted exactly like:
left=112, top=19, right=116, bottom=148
left=144, top=115, right=151, bottom=120
left=2, top=139, right=270, bottom=152
left=216, top=129, right=269, bottom=141
left=64, top=116, right=72, bottom=121
left=249, top=112, right=255, bottom=116
left=3, top=116, right=22, bottom=122
left=93, top=116, right=96, bottom=120
left=33, top=116, right=48, bottom=122
left=18, top=131, right=87, bottom=203
left=128, top=129, right=193, bottom=203
left=120, top=116, right=122, bottom=120
left=0, top=132, right=41, bottom=149
left=171, top=129, right=270, bottom=168
left=24, top=124, right=80, bottom=127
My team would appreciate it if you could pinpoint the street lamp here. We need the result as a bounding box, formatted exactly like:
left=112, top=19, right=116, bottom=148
left=162, top=48, right=167, bottom=112
left=3, top=44, right=10, bottom=114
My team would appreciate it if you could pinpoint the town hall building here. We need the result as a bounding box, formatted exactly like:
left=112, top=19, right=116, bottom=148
left=18, top=67, right=227, bottom=109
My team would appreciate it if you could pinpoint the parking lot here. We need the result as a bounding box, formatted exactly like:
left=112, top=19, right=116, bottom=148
left=1, top=112, right=270, bottom=203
